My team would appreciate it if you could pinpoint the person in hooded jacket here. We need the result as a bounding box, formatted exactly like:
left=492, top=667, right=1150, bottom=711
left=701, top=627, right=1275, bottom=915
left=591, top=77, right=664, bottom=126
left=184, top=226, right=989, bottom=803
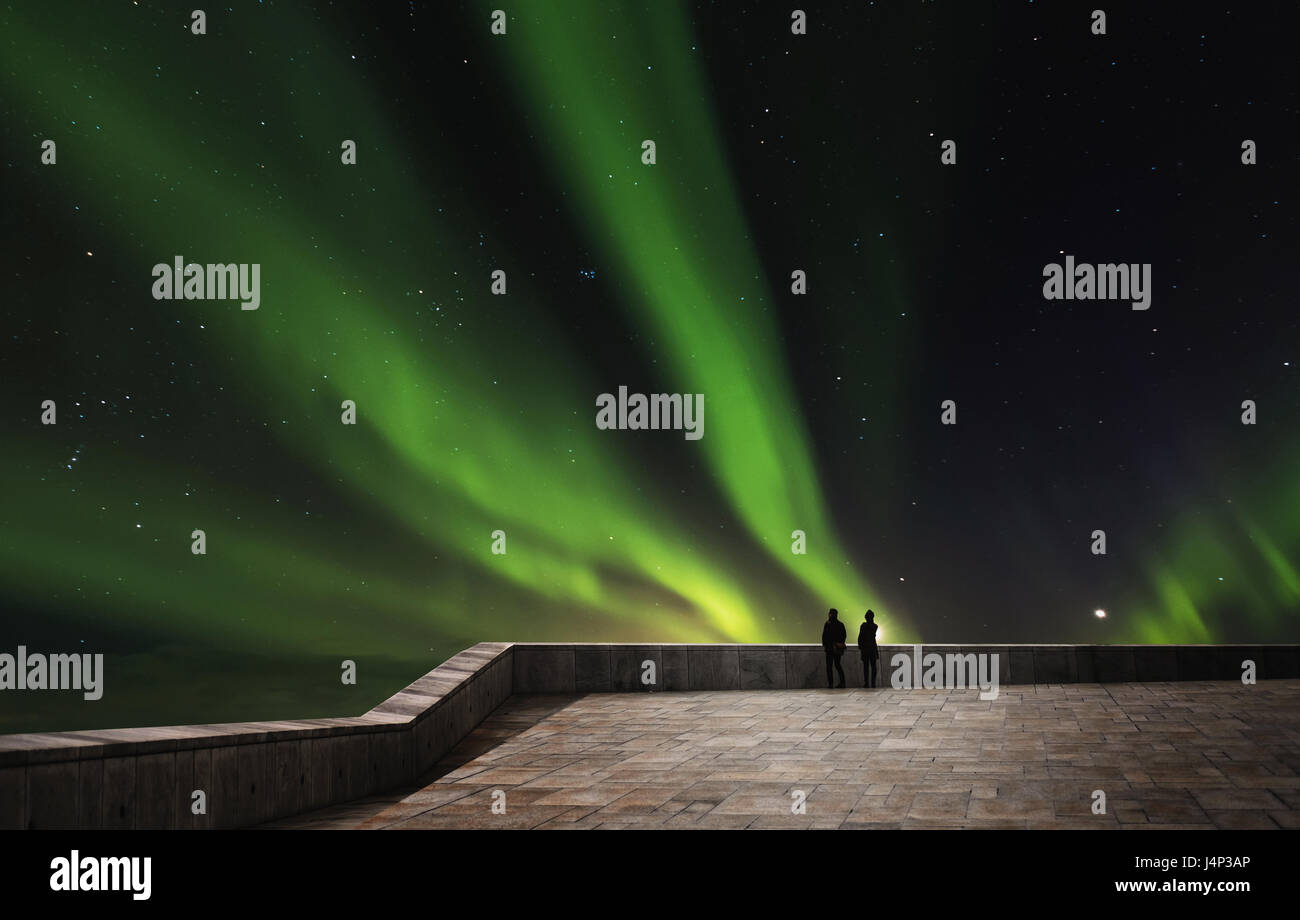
left=858, top=610, right=880, bottom=688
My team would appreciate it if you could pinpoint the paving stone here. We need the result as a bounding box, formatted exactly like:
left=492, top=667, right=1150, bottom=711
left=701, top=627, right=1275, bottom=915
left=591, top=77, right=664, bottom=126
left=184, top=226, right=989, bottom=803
left=267, top=679, right=1300, bottom=830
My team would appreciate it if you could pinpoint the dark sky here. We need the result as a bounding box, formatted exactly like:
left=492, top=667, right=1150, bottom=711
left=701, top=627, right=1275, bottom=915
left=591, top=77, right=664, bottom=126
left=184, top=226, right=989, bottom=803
left=1, top=1, right=1296, bottom=730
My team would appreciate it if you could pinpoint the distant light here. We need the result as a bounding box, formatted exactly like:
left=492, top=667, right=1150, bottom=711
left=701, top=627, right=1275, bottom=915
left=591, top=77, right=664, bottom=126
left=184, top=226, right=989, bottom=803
left=1094, top=609, right=1106, bottom=619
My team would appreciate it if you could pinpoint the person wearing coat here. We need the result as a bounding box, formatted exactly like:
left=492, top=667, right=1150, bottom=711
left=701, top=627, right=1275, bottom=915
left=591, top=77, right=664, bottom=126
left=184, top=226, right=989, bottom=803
left=822, top=608, right=847, bottom=688
left=858, top=610, right=880, bottom=688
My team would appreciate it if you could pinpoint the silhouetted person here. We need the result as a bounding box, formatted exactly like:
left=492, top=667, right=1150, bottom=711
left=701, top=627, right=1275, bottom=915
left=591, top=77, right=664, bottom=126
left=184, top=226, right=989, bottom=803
left=822, top=608, right=847, bottom=688
left=858, top=610, right=880, bottom=688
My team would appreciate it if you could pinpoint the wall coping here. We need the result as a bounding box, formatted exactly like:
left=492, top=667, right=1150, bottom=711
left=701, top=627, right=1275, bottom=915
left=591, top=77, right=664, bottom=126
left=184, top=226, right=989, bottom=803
left=0, top=641, right=512, bottom=767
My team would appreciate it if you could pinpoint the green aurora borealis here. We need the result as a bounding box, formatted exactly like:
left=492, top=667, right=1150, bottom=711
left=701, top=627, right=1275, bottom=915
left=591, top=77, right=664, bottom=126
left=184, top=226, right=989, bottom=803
left=1, top=2, right=1297, bottom=730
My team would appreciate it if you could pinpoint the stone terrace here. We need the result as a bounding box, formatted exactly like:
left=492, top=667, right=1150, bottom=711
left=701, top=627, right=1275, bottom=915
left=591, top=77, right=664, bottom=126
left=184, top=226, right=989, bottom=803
left=266, top=680, right=1300, bottom=829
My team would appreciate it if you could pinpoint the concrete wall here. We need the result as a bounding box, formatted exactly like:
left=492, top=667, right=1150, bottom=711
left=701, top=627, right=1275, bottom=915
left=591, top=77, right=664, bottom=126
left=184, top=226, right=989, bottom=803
left=0, top=642, right=513, bottom=830
left=510, top=643, right=1300, bottom=693
left=4, top=641, right=1296, bottom=829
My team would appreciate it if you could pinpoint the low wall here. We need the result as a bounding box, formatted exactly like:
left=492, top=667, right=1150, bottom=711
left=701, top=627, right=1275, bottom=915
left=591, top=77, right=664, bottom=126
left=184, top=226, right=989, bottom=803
left=0, top=642, right=513, bottom=830
left=511, top=643, right=1300, bottom=693
left=4, top=641, right=1296, bottom=829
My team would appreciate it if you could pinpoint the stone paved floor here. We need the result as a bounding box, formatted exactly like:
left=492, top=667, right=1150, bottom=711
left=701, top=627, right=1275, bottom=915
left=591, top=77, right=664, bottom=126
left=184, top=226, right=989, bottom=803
left=265, top=680, right=1300, bottom=829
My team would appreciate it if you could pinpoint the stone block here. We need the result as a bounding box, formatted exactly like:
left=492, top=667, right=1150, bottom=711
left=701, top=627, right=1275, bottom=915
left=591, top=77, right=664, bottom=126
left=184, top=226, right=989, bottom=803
left=786, top=646, right=826, bottom=689
left=77, top=757, right=104, bottom=828
left=1033, top=647, right=1077, bottom=684
left=190, top=747, right=212, bottom=829
left=273, top=740, right=304, bottom=821
left=209, top=746, right=239, bottom=829
left=739, top=646, right=786, bottom=690
left=1176, top=647, right=1214, bottom=681
left=1133, top=646, right=1178, bottom=682
left=1091, top=646, right=1136, bottom=683
left=236, top=742, right=271, bottom=826
left=960, top=647, right=1011, bottom=687
left=687, top=646, right=740, bottom=690
left=513, top=646, right=575, bottom=693
left=26, top=760, right=79, bottom=829
left=611, top=646, right=660, bottom=692
left=575, top=646, right=611, bottom=692
left=1214, top=647, right=1258, bottom=682
left=1008, top=647, right=1036, bottom=685
left=1262, top=646, right=1299, bottom=679
left=1074, top=646, right=1096, bottom=682
left=0, top=767, right=24, bottom=830
left=102, top=756, right=137, bottom=829
left=661, top=647, right=689, bottom=691
left=134, top=752, right=176, bottom=829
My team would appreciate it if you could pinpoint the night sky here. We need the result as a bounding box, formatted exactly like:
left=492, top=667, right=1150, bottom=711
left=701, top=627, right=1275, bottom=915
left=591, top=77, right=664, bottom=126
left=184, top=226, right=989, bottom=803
left=2, top=1, right=1297, bottom=731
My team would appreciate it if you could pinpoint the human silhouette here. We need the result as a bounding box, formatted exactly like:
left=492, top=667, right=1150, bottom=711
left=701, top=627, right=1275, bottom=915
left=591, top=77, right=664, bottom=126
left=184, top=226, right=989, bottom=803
left=821, top=608, right=847, bottom=688
left=858, top=610, right=880, bottom=688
